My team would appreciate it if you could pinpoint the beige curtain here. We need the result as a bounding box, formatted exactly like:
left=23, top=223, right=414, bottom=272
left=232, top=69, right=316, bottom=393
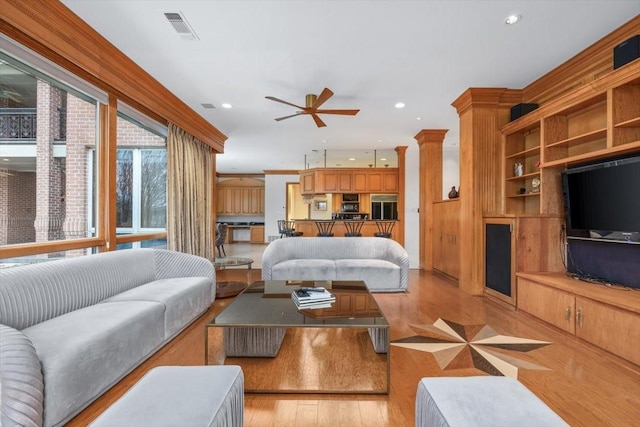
left=167, top=123, right=214, bottom=259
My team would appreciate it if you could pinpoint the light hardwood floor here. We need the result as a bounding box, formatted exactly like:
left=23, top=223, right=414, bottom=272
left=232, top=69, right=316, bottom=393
left=69, top=247, right=640, bottom=426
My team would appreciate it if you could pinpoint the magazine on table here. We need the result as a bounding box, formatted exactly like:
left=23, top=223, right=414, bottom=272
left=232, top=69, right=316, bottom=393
left=291, top=287, right=335, bottom=309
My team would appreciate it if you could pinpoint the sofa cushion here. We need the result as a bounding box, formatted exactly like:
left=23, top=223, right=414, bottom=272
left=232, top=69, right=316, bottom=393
left=0, top=250, right=156, bottom=330
left=0, top=325, right=44, bottom=427
left=270, top=259, right=337, bottom=281
left=22, top=301, right=165, bottom=427
left=335, top=259, right=403, bottom=292
left=103, top=277, right=211, bottom=339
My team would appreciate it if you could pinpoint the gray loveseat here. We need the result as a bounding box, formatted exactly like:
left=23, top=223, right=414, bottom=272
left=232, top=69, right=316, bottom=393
left=0, top=248, right=215, bottom=427
left=261, top=237, right=409, bottom=292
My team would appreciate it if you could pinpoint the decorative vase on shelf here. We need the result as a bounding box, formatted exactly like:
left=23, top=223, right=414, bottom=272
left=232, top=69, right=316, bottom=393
left=514, top=163, right=523, bottom=177
left=448, top=186, right=459, bottom=199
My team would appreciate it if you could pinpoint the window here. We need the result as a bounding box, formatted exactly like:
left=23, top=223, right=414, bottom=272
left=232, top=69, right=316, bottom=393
left=115, top=113, right=167, bottom=237
left=0, top=55, right=99, bottom=247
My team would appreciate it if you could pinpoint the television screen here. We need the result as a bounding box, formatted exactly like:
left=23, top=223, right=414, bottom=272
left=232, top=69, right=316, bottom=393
left=562, top=155, right=640, bottom=243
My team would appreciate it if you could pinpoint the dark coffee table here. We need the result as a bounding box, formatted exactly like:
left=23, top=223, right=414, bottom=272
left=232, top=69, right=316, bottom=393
left=205, top=280, right=389, bottom=394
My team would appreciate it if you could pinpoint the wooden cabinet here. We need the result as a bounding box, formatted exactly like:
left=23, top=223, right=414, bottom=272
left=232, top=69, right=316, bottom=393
left=216, top=188, right=234, bottom=215
left=518, top=277, right=575, bottom=334
left=300, top=170, right=315, bottom=194
left=321, top=170, right=353, bottom=192
left=216, top=178, right=264, bottom=216
left=368, top=170, right=398, bottom=192
left=517, top=272, right=640, bottom=366
left=353, top=171, right=368, bottom=192
left=299, top=168, right=399, bottom=194
left=250, top=225, right=264, bottom=243
left=500, top=63, right=640, bottom=215
left=483, top=215, right=564, bottom=306
left=432, top=200, right=460, bottom=279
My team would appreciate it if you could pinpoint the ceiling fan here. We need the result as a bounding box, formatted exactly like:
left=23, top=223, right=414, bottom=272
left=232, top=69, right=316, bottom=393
left=0, top=88, right=21, bottom=103
left=265, top=87, right=359, bottom=127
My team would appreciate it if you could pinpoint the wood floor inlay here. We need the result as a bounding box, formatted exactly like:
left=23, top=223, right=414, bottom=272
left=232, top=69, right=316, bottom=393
left=391, top=318, right=551, bottom=377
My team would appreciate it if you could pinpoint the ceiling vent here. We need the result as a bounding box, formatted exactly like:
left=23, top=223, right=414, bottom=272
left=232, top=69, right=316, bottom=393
left=201, top=103, right=216, bottom=109
left=164, top=12, right=199, bottom=40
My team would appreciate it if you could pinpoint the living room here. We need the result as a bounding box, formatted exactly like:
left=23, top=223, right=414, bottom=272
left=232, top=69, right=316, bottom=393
left=1, top=2, right=640, bottom=426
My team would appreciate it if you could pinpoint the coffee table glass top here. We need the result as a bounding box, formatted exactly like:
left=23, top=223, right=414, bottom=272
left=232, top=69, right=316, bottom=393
left=213, top=257, right=253, bottom=268
left=210, top=280, right=388, bottom=328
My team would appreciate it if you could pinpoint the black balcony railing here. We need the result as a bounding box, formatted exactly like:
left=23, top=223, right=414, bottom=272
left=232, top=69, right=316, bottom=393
left=0, top=108, right=37, bottom=140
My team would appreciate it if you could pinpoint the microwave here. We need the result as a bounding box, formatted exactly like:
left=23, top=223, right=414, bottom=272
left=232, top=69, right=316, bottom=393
left=342, top=202, right=359, bottom=212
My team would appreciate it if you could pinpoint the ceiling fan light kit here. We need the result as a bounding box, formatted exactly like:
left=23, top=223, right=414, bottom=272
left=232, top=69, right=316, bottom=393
left=266, top=87, right=359, bottom=127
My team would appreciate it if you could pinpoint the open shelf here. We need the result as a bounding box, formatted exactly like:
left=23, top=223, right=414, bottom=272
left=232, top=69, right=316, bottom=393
left=506, top=171, right=540, bottom=182
left=507, top=192, right=540, bottom=199
left=542, top=139, right=640, bottom=168
left=506, top=146, right=540, bottom=160
left=545, top=128, right=607, bottom=149
left=614, top=116, right=640, bottom=128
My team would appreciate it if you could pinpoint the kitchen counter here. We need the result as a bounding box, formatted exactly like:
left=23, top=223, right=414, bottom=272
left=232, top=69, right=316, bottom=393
left=291, top=219, right=399, bottom=242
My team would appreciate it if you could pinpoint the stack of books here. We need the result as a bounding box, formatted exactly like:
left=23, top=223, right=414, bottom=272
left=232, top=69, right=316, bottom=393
left=291, top=287, right=336, bottom=310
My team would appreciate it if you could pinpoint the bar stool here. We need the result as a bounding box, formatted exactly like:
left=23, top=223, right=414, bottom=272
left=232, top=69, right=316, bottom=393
left=343, top=220, right=364, bottom=237
left=315, top=220, right=335, bottom=237
left=374, top=220, right=395, bottom=238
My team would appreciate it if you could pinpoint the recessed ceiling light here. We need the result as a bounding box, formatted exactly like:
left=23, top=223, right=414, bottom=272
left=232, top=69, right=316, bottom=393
left=416, top=117, right=422, bottom=121
left=380, top=158, right=387, bottom=161
left=395, top=102, right=405, bottom=109
left=348, top=158, right=356, bottom=161
left=377, top=139, right=382, bottom=143
left=221, top=103, right=232, bottom=109
left=505, top=14, right=521, bottom=25
left=322, top=140, right=327, bottom=143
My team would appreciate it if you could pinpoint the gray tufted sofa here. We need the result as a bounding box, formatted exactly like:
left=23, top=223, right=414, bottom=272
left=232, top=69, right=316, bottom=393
left=261, top=237, right=409, bottom=292
left=0, top=249, right=215, bottom=427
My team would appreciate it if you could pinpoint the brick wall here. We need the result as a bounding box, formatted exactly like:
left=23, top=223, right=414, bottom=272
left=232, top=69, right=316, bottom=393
left=2, top=81, right=166, bottom=249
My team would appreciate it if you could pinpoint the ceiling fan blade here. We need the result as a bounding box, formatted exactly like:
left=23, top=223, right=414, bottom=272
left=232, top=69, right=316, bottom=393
left=274, top=112, right=304, bottom=121
left=311, top=88, right=334, bottom=109
left=315, top=109, right=360, bottom=116
left=265, top=96, right=305, bottom=110
left=311, top=114, right=327, bottom=128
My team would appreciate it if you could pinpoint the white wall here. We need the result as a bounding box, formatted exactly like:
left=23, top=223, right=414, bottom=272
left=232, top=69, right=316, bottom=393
left=265, top=174, right=298, bottom=242
left=442, top=147, right=460, bottom=199
left=404, top=145, right=420, bottom=268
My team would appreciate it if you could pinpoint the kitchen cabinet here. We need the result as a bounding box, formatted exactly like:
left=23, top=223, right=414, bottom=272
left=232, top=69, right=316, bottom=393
left=321, top=170, right=353, bottom=192
left=517, top=272, right=640, bottom=366
left=299, top=168, right=399, bottom=194
left=250, top=225, right=264, bottom=243
left=216, top=178, right=265, bottom=216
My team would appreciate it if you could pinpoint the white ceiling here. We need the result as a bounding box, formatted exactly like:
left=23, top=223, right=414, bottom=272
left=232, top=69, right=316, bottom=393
left=60, top=1, right=640, bottom=174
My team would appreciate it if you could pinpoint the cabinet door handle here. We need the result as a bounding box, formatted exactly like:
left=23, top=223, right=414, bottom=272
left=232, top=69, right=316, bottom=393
left=565, top=306, right=571, bottom=321
left=576, top=307, right=583, bottom=328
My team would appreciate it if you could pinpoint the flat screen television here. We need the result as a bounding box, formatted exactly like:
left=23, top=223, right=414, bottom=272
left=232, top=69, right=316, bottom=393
left=561, top=155, right=640, bottom=243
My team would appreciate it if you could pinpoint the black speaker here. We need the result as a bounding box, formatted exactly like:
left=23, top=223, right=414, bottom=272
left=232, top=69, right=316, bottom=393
left=510, top=103, right=538, bottom=122
left=613, top=34, right=640, bottom=70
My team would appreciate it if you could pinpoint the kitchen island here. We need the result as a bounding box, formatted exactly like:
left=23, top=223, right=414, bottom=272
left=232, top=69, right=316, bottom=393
left=291, top=219, right=399, bottom=242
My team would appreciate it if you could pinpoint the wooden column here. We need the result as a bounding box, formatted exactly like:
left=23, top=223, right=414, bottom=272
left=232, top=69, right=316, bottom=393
left=414, top=130, right=448, bottom=270
left=394, top=146, right=407, bottom=247
left=451, top=88, right=520, bottom=295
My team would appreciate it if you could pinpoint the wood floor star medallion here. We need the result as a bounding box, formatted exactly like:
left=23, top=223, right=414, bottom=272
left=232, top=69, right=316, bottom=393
left=391, top=318, right=551, bottom=378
